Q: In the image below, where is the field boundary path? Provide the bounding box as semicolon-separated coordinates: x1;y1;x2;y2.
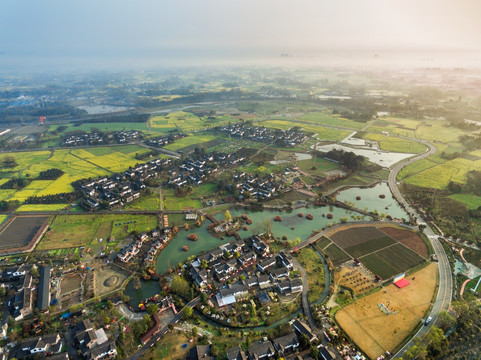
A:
388;140;453;359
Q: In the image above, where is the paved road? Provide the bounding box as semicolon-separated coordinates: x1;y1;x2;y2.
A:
125;297;199;360
388;141;453;359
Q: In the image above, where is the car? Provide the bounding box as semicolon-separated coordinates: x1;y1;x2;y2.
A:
424;316;432;326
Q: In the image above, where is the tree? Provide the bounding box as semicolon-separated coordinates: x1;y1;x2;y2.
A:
200;292;208;304
310;345;320;360
224;210;232;222
299;333;310;350
183;306;194;319
171;275;191;299
0;287;6;297
192;327;198;338
147;304;159;315
437;311;455;332
200;259;208;270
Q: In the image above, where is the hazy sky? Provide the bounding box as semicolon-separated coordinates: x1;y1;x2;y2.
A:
1;0;480;69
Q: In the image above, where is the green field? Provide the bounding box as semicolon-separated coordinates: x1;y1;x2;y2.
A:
38;214;158;250
449;193;481;210
295;246;326;302
149;111;231;133
297;157;340;177
164;134;218;151
323;243;351;265
405;157;481;189
262;119;350;141
56;122;149;133
359;243;425;279
299;112;368;130
343;236;396;258
125;194;160;211
379;137;427;154
0;215;7;225
15;204;69;212
0;145;150;203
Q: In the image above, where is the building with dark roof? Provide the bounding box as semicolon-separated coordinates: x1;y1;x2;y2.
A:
247;340;275;360
226;346;247;360
293;319;317;342
188;345;213;360
84;340;117;360
37;266;50;312
272;333;299;354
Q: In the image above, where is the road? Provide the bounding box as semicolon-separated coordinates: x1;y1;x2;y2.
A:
388;141;453;359
125;296;199;360
290;257;319;332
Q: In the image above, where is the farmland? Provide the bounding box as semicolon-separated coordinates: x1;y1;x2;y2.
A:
149;111;230;132
0;215;49;250
164;134;219;151
448;193;481;210
404;157;481;189
322;225;427;278
262;119;351;141
38;214;158;251
299;112;368;130
0;145;150;203
379;227;429;258
378;137;427;154
336;263;437;359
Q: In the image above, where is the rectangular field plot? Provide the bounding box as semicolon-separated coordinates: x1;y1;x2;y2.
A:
360;244;425;279
329;226;390;249
0;216;49;250
343;236;396;258
359;253;400;279
316;236;333;250
323;243;351;265
375;244;426;273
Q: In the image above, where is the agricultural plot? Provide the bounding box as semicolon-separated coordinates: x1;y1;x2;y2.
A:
0;146;150;203
374;244;426;273
449;193;481;210
149;111;219;132
0;216;49;250
361;133;386;142
415;120;468;146
379;227;429;258
0;215;7;225
336;263;437;359
329;226;390;249
343;236;396;258
15;204;69;212
323;243;351;266
38;214;158;250
378;137;427;154
164;134;219;151
263;119;351;141
299;112;367;130
297;157;340;176
316;236;333;250
405;157;481;189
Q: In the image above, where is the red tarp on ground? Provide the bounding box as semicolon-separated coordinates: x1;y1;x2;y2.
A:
394;278;410;288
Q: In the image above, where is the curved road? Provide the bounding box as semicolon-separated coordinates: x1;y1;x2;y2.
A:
388;141;453;359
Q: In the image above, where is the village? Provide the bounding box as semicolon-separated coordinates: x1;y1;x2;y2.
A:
217;124;308;147
62;130;143;147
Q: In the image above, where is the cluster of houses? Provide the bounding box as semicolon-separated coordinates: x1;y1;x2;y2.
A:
167;151;246;188
72;319;117;360
189;235;303;309
3;264;51;321
77;158;171;210
233;172;283;200
217;124;308;147
116;229;170;265
62;130;142;147
188;319;328;360
145;133;185;148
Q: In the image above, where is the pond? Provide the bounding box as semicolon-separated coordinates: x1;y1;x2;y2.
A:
311;143;414;167
155;204;369;274
124;279;161;308
336;182;409;221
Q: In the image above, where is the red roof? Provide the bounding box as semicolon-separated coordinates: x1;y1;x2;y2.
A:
394;278;410;288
